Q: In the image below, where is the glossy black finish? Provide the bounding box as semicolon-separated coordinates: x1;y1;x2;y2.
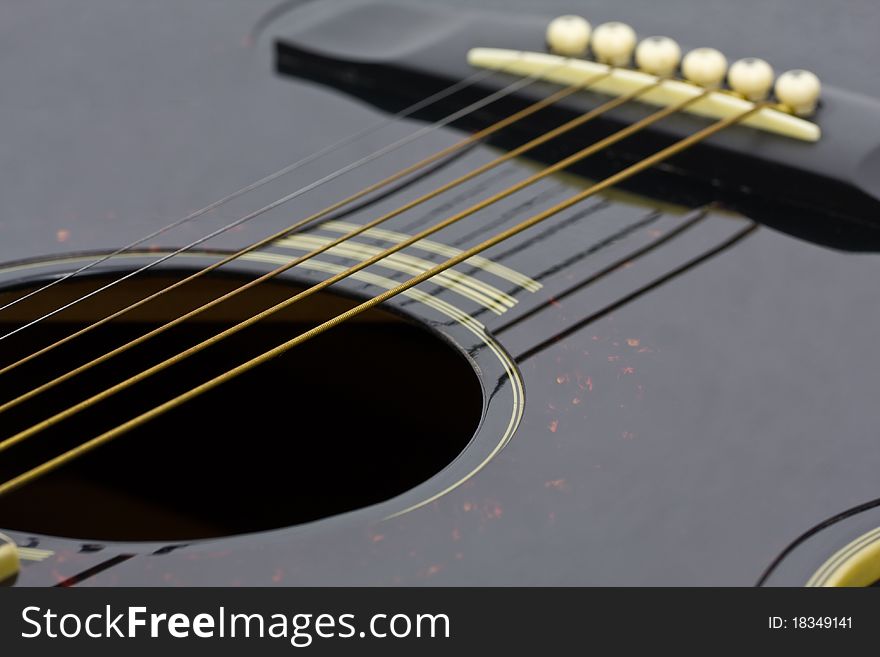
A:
1;0;880;586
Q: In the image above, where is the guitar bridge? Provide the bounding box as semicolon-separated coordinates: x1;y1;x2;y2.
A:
467;48;820;142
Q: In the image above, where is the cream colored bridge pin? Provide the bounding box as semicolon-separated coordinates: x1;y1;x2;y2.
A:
681;47;728;88
634;36;681;76
775;69;821;116
545;15;592;57
728;57;775;101
591;22;637;66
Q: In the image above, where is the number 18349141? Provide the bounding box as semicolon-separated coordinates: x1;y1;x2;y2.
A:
768;617;853;629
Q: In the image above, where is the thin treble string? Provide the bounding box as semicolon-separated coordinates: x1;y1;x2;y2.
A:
0;86;707;447
0;69;497;317
0;71;619;413
0;61;557;344
0;104;764;498
0;61;577;380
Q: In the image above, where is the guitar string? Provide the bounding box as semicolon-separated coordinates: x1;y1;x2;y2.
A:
0;104;763;498
0;61;556;344
0;70;630;414
0;82;686;442
0;66;581;382
0;85;698;447
0;69;497;317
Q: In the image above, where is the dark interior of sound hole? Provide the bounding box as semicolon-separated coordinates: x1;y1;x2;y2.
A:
0;271;483;541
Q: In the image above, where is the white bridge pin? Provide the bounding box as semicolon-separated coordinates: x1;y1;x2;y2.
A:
591;22;637;67
775;69;821;116
545;15;592;57
681;47;728;88
728;57;775;101
635;36;682;76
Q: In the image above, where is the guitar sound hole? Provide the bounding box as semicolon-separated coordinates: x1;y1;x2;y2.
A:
0;272;483;541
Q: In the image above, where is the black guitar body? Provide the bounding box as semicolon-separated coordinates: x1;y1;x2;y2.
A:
1;0;880;586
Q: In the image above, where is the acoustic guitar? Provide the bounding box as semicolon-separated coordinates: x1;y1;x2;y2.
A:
2;0;880;587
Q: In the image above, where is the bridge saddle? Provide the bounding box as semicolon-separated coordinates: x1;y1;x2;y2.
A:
468;15;821;142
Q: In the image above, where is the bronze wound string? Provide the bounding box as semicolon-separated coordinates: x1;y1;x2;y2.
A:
0;85;703;444
0;70;632;413
0;82;688;438
0;104;763;498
